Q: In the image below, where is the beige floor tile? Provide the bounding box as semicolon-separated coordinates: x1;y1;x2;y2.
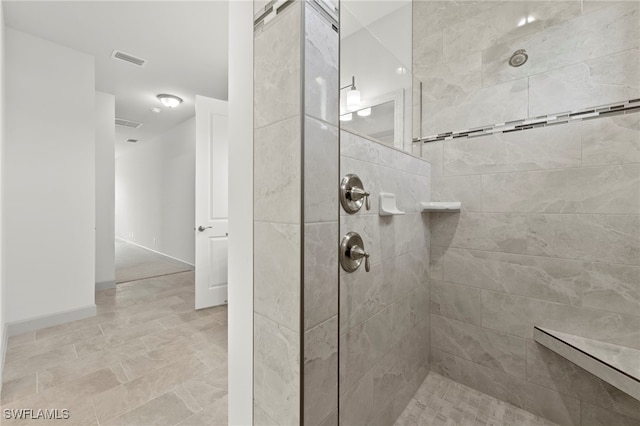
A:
178;394;228;426
92;355;208;423
1;387;98;426
37;340;148;392
181;367;227;408
98;306;176;335
34;312;119;342
3;345;77;382
74;320;164;358
120;339;200;380
5;326;102;365
0;373;36;405
2;244;227;426
7;332;35;349
103;391;196;426
193;344;228;371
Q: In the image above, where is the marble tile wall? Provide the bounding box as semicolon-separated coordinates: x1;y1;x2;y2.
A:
421;111;640;425
414;3;640;424
339;130;431;425
254;1;339;425
254;2;303;423
303;3;339;425
413;1;640;136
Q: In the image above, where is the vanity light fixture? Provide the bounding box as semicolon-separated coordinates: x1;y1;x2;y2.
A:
157;94;183;108
357;108;371;117
341;76;361;111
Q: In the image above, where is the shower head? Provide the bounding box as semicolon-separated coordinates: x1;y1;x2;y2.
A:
509;49;528;67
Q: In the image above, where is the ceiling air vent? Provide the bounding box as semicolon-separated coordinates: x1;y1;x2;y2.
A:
126;139;138;143
111;50;147;67
115;118;143;129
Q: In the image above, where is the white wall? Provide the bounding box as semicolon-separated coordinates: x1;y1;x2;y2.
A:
115;117;195;264
0;0;7;382
95;91;115;289
4;28;95;324
228;0;253;423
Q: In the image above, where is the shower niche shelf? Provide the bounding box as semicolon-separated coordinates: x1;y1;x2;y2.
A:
534;326;640;400
419;201;461;212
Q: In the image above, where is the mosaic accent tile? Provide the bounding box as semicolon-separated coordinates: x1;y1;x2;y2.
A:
419;99;640;144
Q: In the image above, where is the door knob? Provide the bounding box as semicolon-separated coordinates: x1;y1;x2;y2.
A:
340;174;370;213
197;225;212;232
340;232;370;272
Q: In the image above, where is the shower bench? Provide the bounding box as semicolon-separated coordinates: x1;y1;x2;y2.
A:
533;326;640;400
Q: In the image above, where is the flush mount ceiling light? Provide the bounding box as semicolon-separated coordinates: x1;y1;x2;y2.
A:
340;76;361;111
339;113;353;122
157;94;183;108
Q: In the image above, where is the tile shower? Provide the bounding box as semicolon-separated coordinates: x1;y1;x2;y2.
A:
252;0;640;425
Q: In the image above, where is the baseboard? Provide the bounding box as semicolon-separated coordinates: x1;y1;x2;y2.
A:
116;237;195;268
6;304;97;336
1;323;8;392
96;280;116;291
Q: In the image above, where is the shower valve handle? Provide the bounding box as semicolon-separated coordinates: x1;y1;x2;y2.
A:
349;187;371;210
340;232;371;273
350;245;370;272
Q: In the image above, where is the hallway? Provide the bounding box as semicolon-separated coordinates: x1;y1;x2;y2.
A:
0;246;228;425
115;240;193;284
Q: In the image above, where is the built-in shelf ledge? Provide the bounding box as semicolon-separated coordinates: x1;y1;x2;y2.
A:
418;201;461;212
534;326;640;400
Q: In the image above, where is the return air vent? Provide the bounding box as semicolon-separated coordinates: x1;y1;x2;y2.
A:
126;139;138;143
115;118;143;129
111;50;147;66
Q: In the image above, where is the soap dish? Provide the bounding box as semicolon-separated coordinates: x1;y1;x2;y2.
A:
379;193;405;216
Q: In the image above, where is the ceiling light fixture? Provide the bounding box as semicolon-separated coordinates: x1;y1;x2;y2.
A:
340;76;361;111
157;94;183;108
339;113;353;122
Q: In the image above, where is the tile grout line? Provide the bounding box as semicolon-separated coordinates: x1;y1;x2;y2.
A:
90;398;101;426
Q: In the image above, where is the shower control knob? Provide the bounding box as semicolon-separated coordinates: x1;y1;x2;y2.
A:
340;174;371;213
350;245;371;272
340;232;371;273
350;187;371;211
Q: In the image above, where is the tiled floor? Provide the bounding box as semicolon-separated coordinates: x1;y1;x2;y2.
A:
115;240;192;284
1;248;227;425
395;372;558;426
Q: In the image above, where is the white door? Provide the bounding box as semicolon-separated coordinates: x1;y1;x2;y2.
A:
195;95;228;309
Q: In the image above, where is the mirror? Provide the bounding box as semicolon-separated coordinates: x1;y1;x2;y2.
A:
340;0;412;151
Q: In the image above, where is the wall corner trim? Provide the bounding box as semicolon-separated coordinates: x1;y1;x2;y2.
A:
6;304;97;336
95;280;116;291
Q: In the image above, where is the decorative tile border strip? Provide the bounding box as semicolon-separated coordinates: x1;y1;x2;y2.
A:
254;0;295;30
254;0;337;30
415;98;640;144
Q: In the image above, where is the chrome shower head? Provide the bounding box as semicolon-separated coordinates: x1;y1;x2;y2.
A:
509;49;528;67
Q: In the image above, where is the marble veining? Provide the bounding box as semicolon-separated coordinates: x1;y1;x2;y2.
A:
339;131;430;425
531;331;640;414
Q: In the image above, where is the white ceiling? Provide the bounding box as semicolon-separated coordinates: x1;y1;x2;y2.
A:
4;0;229;157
